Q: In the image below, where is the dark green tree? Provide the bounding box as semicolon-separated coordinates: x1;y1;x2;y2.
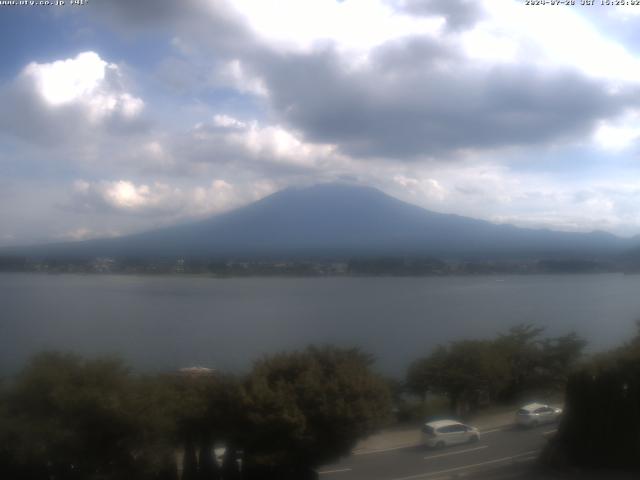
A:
405;346;448;402
198;439;220;480
494;324;545;400
408;325;587;413
221;446;241;480
538;332;587;390
183;438;199;480
240;346;392;479
543;346;640;471
1;352;146;479
437;340;510;414
161;371;242;480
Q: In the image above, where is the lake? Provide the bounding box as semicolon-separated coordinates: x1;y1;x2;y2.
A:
1;273;638;377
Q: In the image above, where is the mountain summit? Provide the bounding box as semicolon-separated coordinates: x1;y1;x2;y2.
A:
3;184;631;259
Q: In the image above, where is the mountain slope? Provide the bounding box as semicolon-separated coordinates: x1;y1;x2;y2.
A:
3;184;633;259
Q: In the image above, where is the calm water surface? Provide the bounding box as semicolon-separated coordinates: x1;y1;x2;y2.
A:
1;273;639;376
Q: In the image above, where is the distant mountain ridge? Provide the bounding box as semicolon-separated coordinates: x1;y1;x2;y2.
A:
2;184;635;260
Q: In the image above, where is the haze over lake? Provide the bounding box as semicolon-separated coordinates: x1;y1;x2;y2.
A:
2;273;638;377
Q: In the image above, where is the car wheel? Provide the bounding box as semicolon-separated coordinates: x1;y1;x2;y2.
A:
435;441;445;449
531;420;539;428
468;434;479;444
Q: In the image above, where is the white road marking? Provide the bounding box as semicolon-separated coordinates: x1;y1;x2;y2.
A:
482;426;511;434
352;426;512;456
318;468;352;475
514;454;539;463
424;445;488;460
352;442;421;456
390;450;539;480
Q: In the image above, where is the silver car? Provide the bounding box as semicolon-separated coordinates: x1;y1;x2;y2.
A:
422;420;480;448
516;403;562;427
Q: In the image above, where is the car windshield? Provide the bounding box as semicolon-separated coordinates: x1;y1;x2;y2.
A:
421;425;435;435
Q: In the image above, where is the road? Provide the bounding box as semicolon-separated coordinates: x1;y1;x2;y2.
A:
318;425;558;480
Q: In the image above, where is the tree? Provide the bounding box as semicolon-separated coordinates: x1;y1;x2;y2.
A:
538;332;587;390
1;352;146;479
0;346;391;480
240;346;392;479
430;341;510;414
494;324;545;400
406;325;585;414
543;344;640;471
154;370;242;480
405;349;444;402
221;446;241;480
494;325;586;400
182;439;198;480
198;437;220;480
406;341;510;415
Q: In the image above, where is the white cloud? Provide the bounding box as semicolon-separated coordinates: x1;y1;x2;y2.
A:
593;111;640;151
608;4;640;20
69;177;272;220
197;0;640;88
23;51;144;121
7;0;640;245
594;124;640;151
212;114;247;129
25;52;107;105
380;157;640;236
190;115;346;170
393;175;448;202
215;59;269;96
0;51;146;147
467;0;640;83
72;179;183;214
104;181;163;210
125;141;178;173
190;178;265;215
461;27;519;63
56;227;121;242
229;0;443;54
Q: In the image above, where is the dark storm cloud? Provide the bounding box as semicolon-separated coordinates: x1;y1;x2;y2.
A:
254;38;635;159
389;0;485;30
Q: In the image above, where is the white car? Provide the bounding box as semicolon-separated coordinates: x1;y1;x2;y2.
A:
421;420;480;448
515;403;562;427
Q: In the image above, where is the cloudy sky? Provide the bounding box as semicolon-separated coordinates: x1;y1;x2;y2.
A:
2;0;640;245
